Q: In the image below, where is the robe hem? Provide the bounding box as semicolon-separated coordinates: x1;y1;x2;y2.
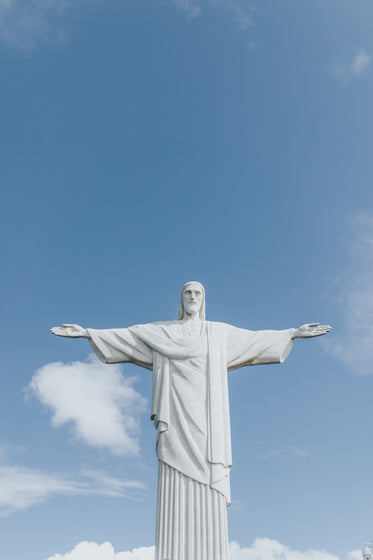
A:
158;459;230;504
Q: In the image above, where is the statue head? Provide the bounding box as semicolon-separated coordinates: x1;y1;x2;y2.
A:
177;281;206;321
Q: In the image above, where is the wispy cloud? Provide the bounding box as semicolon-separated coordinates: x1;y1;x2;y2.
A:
172;0;201;19
80;469;145;496
26;355;147;455
254;443;309;460
333;47;371;83
171;0;255;30
229;1;254;30
0;0;94;51
258;446;309;460
0;441;25;462
43;538;349;560
324;210;373;375
352;49;371;75
0;0;254;51
0;464;145;516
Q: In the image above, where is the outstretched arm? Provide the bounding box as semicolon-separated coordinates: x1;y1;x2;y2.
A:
292;323;332;339
50;324;89;338
226;321;332;371
50;323;153;369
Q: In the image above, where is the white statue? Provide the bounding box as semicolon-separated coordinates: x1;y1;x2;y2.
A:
51;281;331;560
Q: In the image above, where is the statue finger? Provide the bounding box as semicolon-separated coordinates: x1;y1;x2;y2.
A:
50;327;66;336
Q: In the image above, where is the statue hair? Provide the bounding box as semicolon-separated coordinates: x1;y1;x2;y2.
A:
177;281;206;321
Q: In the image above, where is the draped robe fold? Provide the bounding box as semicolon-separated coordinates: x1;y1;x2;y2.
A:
87;321;295;560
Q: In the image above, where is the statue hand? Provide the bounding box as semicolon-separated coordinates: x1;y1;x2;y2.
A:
294;323;332;339
50;324;88;338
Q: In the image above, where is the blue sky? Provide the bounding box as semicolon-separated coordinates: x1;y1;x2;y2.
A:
1;1;373;559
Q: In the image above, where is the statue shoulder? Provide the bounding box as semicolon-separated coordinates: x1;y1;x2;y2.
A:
205;321;238;336
131;320;181;337
206;320;234;329
152;320;180;326
133;320;179;328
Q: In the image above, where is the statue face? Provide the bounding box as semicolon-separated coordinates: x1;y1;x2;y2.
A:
182;284;203;317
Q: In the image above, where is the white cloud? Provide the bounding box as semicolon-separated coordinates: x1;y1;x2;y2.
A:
229;539;341;560
324;210;373;375
27;355;147;455
349;550;364;560
49;542;155;560
333;48;371;83
45;542;155;560
44;538;351;560
0;464;81;516
0;464;145;516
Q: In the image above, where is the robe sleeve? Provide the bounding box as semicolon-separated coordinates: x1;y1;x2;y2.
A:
226;324;296;371
87;327;153;370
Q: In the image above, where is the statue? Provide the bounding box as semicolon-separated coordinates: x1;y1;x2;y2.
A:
51;281;331;560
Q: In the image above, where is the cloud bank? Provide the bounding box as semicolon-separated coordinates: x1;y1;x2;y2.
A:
325;210;373;375
44;538;346;560
27;355;147;455
229;539;340;560
0;465;145;516
46;542;155;560
349;550;364;560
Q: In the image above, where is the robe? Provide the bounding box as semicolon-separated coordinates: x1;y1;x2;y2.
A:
88;321;295;560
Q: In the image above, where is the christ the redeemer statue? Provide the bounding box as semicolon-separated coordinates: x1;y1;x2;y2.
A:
51;281;331;560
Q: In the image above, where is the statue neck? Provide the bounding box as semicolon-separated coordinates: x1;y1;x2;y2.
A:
182;313;201;323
